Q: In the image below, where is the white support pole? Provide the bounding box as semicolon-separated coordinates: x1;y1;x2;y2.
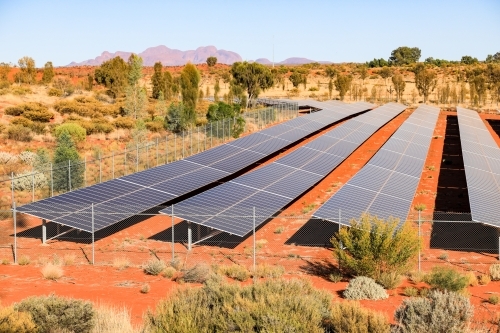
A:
31;169;34;202
136;144;139;172
418;210;421;271
156;137;159;166
10;172;14;207
50;164;53;197
42;219;47;244
190;129;193;156
13;201;17;264
124;147;127;176
112;151;115;179
166;135;169;164
182;132;185;158
84;156;87;187
146;144;149;169
253;207;256;281
172;205;175;259
99;153;102;183
187;221;192;251
91;203;95;265
68;160;71;191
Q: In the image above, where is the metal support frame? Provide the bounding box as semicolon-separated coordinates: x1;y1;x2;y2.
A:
171;205;175;259
187;221;192;250
192;230;222;246
12;202;17;264
42;219;47;244
46;227;76;242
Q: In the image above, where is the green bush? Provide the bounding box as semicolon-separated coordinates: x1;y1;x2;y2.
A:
29;122;47;135
180;263;211;283
53;97;118;117
393;290;473;333
404;287;419;297
144;277;333;332
94;121;114;134
5;106;24;116
5;103;52;122
7;125;32;142
0;306;37;333
11;117;33;127
14;295;95;333
54;123;87;144
23;109;53;122
332;214;420;280
377;272;402;290
145;121;163;132
328;301;390;333
343;276;388;300
424;267;469;292
114;117;135;129
488;295;499;305
218;264;250;281
47;88;63;97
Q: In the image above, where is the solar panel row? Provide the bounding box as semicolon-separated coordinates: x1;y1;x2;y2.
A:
313;104;439;226
457;107;500;228
161;103;406;237
18;101;374;233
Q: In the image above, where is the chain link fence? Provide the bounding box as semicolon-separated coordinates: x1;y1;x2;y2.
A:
0;101;298;215
1;206;498;276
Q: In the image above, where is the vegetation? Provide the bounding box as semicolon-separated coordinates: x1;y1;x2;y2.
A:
164;101;189;133
424;267;469;292
54;123;87;144
343;276;388;300
180;62;200;118
393;290;473;333
41;263;64;280
334;74;353;101
217;264;250;281
0;305;37;333
331;214;420;280
414;64;437;103
328;301;390;333
94;56;129;98
206;56;217;67
490;263;500;280
230;61;274;107
389;46;421;66
14;295;95;333
16;56;36;84
142;259;166;276
392;74;406;102
52;132;84;191
41;61;54;84
124;54;147;119
180;263;211;283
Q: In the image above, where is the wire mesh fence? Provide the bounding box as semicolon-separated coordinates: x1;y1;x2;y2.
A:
1;206;498;276
0;101;299;216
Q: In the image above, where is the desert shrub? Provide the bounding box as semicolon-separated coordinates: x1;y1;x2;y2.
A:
48;88;63;97
161;267;176;279
13;171;48;191
23;109;53;122
54;98;118;117
329;272;343;283
343;276;388;300
93;120;114;134
63;254;75;265
114;117;135;129
489;263;500;281
465;271;478;286
112;257;130;270
91;304;140;333
145;278;333;332
488;295;499;305
377;271;402;290
393;290;473;333
5;103;52;122
143;259;166;276
332;214;420;280
274;226;285;234
0;80;10;89
54;123;86;144
10;86;32;95
14;295;95;333
0;306;37;333
140;284;150;294
11;117;33;127
18;255;30;265
253;263;285;278
407;271;425;284
73;120;96;135
145;121;163;132
18;151;37;165
424;267;469;292
404;287;419;297
477;274;490;285
7;125;32;142
29;122;48;134
5;106;24;116
328;301;390;333
41;263;63;280
181;263;211;283
218;264;250;281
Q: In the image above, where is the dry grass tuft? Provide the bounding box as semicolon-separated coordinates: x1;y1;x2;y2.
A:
41;263;64;280
140;284;150;294
91;304;143;333
18;255;30;266
63;254;76;266
113;257;131;271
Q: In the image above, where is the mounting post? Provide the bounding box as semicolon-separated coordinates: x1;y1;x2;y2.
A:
31;169;34;202
171;205;175;259
13;201;17;264
99;153;102;183
136;144;139;172
68;160;71;191
42;219;47;244
92;203;95;265
187;221;192;251
253;207;256;280
50;164;53;197
418;210;421;272
112;151;115;179
10;172;14;208
83;157;86;187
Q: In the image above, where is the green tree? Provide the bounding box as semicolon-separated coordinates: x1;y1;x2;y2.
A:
94;56;128;98
332;214;420;280
214;79;221;102
124;54;147;119
389;47;421;66
52;132;83;191
151;62;165;99
54;123;87;144
470;74;486;105
41;61;54;84
0;62;10;82
461;55;479;65
17;56;36;84
164;102;189;133
206;56;217;67
230;61;274;107
164;71;173;100
367;58;389;68
86;74;93;91
359;65;368;85
392;74;406;102
414;64;437;103
34;148;50;171
155;91;168;116
334;74;353;101
289;71;304;88
206;101;245;138
180;63;200;122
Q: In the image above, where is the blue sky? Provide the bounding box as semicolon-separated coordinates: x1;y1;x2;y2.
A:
0;0;498;66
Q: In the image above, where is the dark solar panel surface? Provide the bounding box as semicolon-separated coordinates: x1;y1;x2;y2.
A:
313;104;439;226
161;103;406;237
18;101;374;233
457;107;500;227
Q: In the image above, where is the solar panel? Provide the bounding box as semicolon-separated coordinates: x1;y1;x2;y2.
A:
313;104;439;226
18;101;374;233
161;103;406;237
457;107;500;228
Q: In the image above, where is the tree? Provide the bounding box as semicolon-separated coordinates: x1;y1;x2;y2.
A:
18;56;36;84
164;71;173;100
359;66;368;85
214;79;221;102
86;74;93;91
41;61;54;84
52;132;83;192
94;56;128;98
324;66;337;79
289;71;304;88
0;62;10;82
460;55;478;65
180;62;200;123
206;56;217;67
155;91;168;117
151;62;164;99
392;74;406;102
414;64;437;103
54;123;86;144
328;79;334;99
367;58;389;68
334;74;353;101
221;71;231;88
331;214;420;280
124;54;147;119
389;47;421;66
230;61;274;107
164;102;189;133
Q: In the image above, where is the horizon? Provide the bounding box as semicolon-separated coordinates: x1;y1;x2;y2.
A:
0;0;499;66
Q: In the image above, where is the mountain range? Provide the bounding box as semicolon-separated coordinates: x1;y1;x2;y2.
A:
67;45;330;67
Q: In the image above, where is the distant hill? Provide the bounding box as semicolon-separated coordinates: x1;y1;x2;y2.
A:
254;57;332;65
67;45;243;67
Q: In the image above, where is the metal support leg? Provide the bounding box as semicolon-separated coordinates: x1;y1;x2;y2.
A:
187;222;192;251
42;219;47;244
57;223;60;235
197;224;201;240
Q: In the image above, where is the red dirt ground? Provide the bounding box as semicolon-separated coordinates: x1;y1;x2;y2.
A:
1;107;500;328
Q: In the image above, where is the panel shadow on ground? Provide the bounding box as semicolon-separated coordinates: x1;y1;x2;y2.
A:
285;218;338;247
430;222;499;254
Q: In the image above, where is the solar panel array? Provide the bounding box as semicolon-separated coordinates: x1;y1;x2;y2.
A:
313;104;439;226
161;103;406;237
457;107;500;228
17;101;374;233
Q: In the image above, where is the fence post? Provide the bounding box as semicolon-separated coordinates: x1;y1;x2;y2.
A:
91;203;95;265
190;129;193;156
165;135;168;164
174;134;177;161
31;168;35;202
68;160;71;191
136;144;139;172
50;164;53;197
10;172;14;206
156;137;159;166
171;205;175;260
418;210;421;272
13;201;17;264
182;132;185;158
253;207;256;282
112;152;115;179
124;147;127;176
146;144;149;169
84;156;87;187
99;153;102;183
